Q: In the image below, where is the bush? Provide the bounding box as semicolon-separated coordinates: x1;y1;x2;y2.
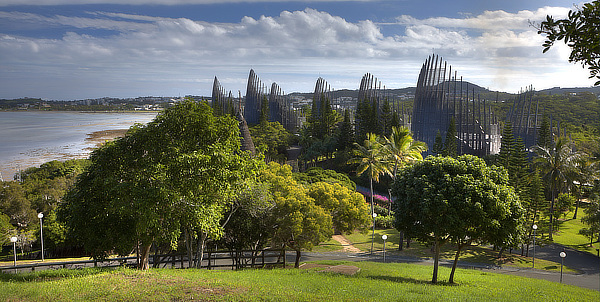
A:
374;215;394;229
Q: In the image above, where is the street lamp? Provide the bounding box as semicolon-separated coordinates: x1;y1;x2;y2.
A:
559;251;566;283
382;235;388;263
371;213;377;254
38;213;44;261
10;236;17;270
532;224;538;268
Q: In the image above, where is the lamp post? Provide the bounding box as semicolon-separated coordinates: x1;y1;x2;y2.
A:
559;251;566;283
382;235;388;263
371;212;377;254
532;224;537;268
10;236;17;272
38;212;44;261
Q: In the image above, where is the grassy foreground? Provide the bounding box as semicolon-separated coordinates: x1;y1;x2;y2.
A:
1;261;597;301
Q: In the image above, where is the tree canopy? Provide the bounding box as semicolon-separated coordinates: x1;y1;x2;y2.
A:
58;99;260;269
392;155;525;283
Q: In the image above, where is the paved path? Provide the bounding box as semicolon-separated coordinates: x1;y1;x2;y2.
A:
331;235;362;253
301;243;600;291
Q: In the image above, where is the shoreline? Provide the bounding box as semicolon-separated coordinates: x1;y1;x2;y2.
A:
0;129;129;181
85;129;129;149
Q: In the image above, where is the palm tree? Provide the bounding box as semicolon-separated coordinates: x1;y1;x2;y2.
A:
383;126;428;178
533;137;582;240
382;126;427;250
348;133;390;253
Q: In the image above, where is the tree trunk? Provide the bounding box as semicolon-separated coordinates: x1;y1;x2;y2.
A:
294;249;301;268
185;228;193;268
195;232;208;268
139;243;152;270
449;244;464;284
497;246;505;259
398;231;404;251
370;176;374;254
573;185;582;219
549;189;555;240
432;239;440;284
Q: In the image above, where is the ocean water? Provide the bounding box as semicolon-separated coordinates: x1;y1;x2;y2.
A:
0;111;157;181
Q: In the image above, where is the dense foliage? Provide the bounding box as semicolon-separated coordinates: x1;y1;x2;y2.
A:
392;155;525;283
58;99;262;269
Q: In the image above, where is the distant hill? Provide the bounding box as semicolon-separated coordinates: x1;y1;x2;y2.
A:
538;86;600;95
288;81;491;100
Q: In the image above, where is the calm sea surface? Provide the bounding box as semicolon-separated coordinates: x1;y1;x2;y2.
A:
0;111;157;181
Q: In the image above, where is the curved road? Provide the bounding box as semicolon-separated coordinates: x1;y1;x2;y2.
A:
301;243;600;291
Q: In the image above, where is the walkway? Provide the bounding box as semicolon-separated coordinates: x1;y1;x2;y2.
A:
331;235;361;253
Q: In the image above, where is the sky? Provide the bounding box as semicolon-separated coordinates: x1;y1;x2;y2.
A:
0;0;595;100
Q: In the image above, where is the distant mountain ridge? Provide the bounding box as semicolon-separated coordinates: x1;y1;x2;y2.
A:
288;81;599;99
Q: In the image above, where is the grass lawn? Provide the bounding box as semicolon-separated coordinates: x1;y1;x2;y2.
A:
553;210;600;256
339;229;578;273
311;237;344;252
1;261;597;301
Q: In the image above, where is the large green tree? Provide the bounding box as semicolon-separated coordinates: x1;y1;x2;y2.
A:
249;121;293;161
307;182;370;234
391;155;524;284
538;1;600;85
59;100;259;269
259;162;333;268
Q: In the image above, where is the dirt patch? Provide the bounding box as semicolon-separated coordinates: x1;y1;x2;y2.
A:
331;235;361;253
85;129;128;148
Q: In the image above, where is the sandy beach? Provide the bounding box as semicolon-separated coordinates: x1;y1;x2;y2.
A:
85;129;129;149
0;128;130;181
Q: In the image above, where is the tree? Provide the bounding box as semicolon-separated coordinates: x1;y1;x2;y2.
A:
443;117;458;157
538;1;600;85
533;137;582;240
336;109;355;151
249;121;292;161
537;113;553;149
382;126;427;178
555;193;576;221
381;126;427;250
579;190;599;246
391;155;524;284
219;180;274;253
0;213;15;246
432;130;444;155
293;167;356;191
59;99;259;270
0;181;36;229
307;182;370;234
381;99;393;137
259;162;333;268
348;133;390;253
525;171;547;240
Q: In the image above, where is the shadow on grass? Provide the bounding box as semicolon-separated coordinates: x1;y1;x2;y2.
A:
366;275;459;286
0;267;111;283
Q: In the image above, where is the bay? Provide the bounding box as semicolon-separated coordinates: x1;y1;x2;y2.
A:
0;111;157;181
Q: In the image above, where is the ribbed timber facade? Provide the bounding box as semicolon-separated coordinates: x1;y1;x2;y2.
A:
412;55;500;156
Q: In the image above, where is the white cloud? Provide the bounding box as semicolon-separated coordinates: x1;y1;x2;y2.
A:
0;6;596;99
